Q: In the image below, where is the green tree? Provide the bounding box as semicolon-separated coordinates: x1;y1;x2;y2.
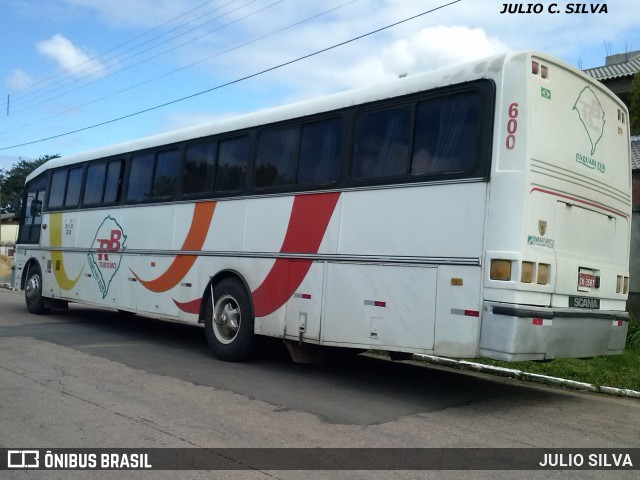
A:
0;154;59;213
631;72;640;136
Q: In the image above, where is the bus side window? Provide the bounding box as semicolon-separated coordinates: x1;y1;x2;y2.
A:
48;170;67;209
64;167;83;207
127;154;154;201
215;137;248;192
352;106;411;180
84;163;107;204
255;128;298;188
183;143;216;195
152;150;180;197
297;119;342;185
103;160;123;203
412;94;481;175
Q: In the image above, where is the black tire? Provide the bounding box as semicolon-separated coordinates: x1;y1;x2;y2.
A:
24;264;47;314
204;278;257;361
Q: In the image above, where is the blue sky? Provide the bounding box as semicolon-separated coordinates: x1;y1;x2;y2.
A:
1;0;639;172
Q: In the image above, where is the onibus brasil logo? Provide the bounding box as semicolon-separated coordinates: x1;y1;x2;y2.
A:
572;86;606;173
87;216;127;299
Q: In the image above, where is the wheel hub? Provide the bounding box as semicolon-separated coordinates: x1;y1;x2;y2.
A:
25;276;39;300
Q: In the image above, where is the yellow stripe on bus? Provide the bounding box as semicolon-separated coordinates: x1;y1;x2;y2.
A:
50;213;83;291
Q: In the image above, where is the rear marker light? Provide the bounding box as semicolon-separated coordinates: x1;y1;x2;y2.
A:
521;261;535;283
490;260;511;281
541;66;548;79
532;61;539;75
537;264;550;285
532;318;543;325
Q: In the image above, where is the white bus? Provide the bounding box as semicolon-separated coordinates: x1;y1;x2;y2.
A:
13;50;631;362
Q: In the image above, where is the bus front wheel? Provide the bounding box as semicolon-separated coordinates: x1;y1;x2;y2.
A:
204;278;257;361
25;264;47;314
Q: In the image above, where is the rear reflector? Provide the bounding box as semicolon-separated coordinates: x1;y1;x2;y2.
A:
365;300;386;308
451;309;480;317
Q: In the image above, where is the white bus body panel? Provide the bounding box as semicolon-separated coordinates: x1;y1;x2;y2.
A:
14;50;631;362
481;52;631;360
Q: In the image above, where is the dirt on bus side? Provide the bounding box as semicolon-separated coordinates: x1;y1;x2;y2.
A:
0;255;12;278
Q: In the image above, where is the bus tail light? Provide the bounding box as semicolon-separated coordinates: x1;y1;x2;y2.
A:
490;260;511;281
617;276;622;293
521;262;534;283
537;264;550;285
623;276;629;294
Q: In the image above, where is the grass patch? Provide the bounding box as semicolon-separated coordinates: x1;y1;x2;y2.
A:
477;316;640;391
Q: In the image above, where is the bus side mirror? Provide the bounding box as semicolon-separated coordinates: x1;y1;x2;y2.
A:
30;199;42;218
12;197;22;221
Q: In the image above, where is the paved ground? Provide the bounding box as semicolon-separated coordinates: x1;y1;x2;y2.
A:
0;289;638;480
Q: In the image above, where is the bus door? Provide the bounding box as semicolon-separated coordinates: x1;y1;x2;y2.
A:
19;175;47;245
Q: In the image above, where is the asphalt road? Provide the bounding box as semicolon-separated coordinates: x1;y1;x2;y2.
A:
0;288;638;480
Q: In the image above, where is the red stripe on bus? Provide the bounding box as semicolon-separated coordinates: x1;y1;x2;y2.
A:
173;298;201;315
530;187;628;219
251;192;340;318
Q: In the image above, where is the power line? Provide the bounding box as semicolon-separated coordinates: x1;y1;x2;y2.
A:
0;0;462;152
8;0;266;111
1;0;360;134
7;0;223;102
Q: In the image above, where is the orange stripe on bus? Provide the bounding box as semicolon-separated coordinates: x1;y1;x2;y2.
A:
131;201;216;293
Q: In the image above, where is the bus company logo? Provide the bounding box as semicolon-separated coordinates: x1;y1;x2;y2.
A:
573;86;605;156
573;86;607;174
87;216;127;299
538;220;547;236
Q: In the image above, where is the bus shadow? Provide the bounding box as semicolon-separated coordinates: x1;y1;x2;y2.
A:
30;304;574;426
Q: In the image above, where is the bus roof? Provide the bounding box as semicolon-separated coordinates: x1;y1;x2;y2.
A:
25;50;608;183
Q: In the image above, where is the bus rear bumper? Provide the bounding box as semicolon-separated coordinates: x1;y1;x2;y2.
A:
479;302;629;361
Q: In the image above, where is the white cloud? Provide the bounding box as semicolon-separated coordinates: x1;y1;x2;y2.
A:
5;69;34;91
337;26;509;88
36;34;107;78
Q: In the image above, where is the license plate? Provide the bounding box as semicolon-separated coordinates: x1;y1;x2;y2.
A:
569;296;600;309
578;272;596;288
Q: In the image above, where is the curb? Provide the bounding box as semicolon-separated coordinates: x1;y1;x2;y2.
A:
414;354;640;399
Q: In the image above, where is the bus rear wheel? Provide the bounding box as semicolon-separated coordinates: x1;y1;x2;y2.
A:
25;264;47;314
204;278;257;361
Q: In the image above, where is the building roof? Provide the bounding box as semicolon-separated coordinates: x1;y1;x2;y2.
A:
584;58;640;81
632;136;640;171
